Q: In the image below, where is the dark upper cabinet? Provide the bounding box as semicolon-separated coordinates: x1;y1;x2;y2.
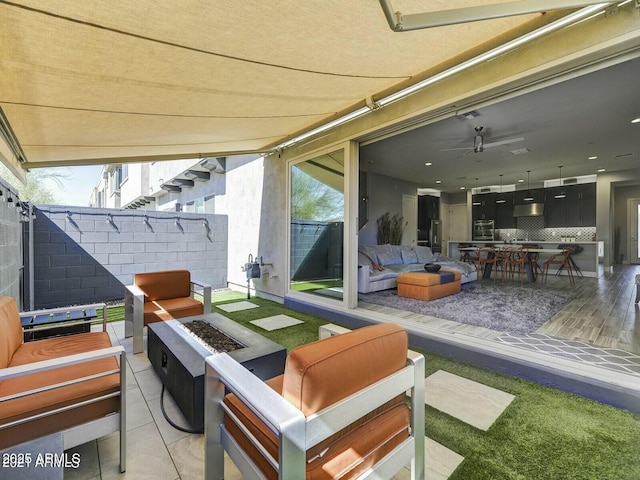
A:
514;188;544;204
472;193;496;222
418;195;439;229
495;192;516;229
544;183;596;227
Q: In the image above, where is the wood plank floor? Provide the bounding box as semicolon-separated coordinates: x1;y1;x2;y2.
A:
358;264;640;355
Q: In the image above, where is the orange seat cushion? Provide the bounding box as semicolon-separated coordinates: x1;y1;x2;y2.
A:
143;297;204;325
223;323;411;480
0;331;120;449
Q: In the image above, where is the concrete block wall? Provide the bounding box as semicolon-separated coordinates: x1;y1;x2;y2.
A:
31;206;228;309
0;180;22;303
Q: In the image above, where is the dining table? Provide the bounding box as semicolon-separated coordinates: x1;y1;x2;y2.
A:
459;246;564;282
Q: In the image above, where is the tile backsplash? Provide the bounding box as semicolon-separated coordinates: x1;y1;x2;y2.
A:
496;216;596;242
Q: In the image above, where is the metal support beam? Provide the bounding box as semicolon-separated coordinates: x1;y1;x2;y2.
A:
379;0;613;30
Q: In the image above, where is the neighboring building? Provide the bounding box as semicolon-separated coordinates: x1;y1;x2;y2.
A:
89;156;242;214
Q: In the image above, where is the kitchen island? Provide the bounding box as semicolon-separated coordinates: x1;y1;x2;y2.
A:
447;241;599;278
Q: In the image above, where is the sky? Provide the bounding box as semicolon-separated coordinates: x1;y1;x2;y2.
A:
42;165;103;206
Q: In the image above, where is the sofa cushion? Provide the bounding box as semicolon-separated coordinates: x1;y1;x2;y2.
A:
135;270;192;301
414;246;434;263
282;323;408;416
400;246;419;264
0;297;23;369
374;245;404;266
143;297;204;325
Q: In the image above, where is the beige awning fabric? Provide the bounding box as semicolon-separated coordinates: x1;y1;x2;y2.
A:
0;1;552;169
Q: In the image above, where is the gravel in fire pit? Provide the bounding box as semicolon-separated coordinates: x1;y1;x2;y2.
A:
183;320;244;353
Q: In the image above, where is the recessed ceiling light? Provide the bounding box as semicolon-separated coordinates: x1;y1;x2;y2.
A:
518;179;524;183
588;156;598;160
425;162;432;166
460;186;466;190
597;168;606;172
435;180;442;184
632;117;640;124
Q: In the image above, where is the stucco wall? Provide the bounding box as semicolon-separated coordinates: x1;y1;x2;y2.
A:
216;154;287;301
30;205;227;308
0;179;22;304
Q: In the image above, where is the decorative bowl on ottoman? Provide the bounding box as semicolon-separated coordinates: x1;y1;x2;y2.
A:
424;263;441;273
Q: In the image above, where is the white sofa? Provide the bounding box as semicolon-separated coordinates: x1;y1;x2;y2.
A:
358;244;477;293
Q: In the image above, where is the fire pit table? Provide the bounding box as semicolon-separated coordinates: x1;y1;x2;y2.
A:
148;313;286;431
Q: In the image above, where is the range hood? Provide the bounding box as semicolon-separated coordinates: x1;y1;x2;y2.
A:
513;203;544;217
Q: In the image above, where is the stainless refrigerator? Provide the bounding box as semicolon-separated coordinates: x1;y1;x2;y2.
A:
429;219;442;253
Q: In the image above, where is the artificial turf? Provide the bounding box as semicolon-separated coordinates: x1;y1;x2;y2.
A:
107;292;640;479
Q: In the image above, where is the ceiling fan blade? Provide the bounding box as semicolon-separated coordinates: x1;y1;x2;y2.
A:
440;146;473;151
484;137;525;148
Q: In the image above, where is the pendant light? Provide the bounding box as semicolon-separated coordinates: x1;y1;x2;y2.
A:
472;177;481;205
495;174;506;204
523;170;534;202
554;165;567;199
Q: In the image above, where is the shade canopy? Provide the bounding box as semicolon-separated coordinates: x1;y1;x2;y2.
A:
2;1;598;176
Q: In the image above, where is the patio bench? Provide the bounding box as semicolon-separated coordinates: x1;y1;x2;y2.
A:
0;297;126;472
124;269;212;354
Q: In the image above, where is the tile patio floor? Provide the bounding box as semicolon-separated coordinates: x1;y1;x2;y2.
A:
50;312;514;480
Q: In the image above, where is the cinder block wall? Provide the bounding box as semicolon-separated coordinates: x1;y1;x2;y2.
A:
0;180;22;304
31;206;228;308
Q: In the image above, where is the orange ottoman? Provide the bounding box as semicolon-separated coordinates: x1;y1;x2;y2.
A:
397;271;461;301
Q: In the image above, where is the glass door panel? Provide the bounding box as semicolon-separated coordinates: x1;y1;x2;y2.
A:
289;150;345;300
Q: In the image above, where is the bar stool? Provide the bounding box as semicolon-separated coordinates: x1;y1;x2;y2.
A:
541;247;575;287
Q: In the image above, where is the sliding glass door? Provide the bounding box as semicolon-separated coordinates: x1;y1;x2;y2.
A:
289;149;345;301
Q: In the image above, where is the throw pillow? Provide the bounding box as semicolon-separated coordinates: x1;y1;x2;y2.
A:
400;246;419;264
414;245;434;263
376;244;404;266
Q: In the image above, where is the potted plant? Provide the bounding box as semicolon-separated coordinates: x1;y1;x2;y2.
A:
377;212;405;245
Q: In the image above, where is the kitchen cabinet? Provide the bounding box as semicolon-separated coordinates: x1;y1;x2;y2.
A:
495;192;516;229
472;193;496;222
544;183;596;227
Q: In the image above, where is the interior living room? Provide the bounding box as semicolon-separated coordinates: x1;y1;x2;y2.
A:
2;2;640;479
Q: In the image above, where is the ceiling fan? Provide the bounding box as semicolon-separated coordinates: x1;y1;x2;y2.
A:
441;126;524;153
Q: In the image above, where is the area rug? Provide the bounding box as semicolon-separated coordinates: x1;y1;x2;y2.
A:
358;282;577;334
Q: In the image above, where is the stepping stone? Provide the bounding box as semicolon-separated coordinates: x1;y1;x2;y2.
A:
250;314;303;331
393;437;464;480
426;437;464;480
217;301;260;313
424;370;515;431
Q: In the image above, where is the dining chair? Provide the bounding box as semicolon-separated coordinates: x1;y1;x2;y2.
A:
541;247;575;286
478;247;500;281
459;244;480;270
502;247;526;284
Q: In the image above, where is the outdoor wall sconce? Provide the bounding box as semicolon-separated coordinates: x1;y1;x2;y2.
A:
106;213;120;233
175;218;184;233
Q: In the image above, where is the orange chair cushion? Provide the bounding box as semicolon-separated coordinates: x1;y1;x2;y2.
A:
0;331;120;449
0;297;24;369
143;297;204;325
223;323;411;479
134;270;192;301
282;323;408;416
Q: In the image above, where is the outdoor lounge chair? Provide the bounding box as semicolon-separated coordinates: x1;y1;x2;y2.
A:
124;269;212;353
204;322;425;480
0;297;126;473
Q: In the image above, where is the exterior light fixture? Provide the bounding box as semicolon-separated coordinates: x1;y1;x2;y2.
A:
554;166;567;199
495;174;506;204
523;170;534;202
